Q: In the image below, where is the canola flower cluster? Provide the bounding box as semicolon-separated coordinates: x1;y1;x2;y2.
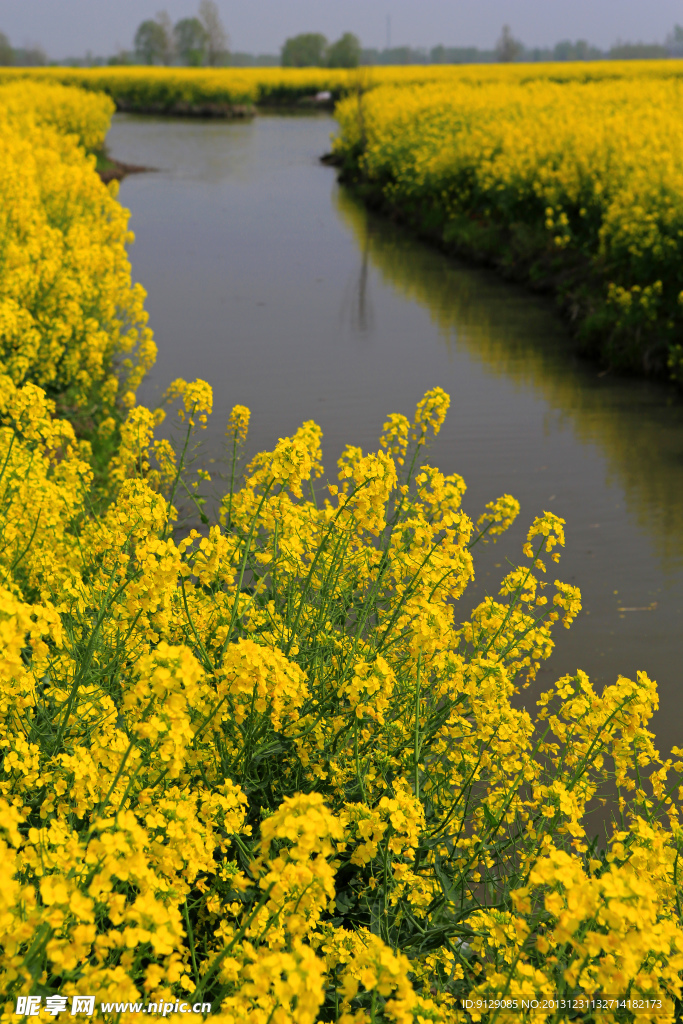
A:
2;79;683;1024
333;63;683;382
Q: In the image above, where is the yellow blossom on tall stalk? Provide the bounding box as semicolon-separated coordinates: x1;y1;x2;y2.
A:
227;404;251;445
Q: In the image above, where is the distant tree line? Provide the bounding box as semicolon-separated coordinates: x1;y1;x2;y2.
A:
0;31;47;66
470;25;673;63
280;33;362;68
274;25;681;69
129;1;229;67
3;16;683;70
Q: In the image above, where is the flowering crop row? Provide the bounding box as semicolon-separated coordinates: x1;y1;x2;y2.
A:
0;66;354;112
0;80;155;436
333;66;683;382
3;58;683;113
2;80;683;1024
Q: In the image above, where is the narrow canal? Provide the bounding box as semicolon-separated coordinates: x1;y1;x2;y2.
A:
107;111;683;751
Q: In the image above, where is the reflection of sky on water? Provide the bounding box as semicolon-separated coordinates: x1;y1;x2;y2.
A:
109;111;683;752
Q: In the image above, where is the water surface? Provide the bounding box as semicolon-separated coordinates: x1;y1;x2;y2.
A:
107;112;683;750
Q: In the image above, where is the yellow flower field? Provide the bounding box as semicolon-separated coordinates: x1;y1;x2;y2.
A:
2;78;683;1023
6;60;683;377
4;57;683;110
333;64;683;382
0;80;154;427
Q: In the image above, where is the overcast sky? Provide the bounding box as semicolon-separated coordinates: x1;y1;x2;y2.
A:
1;0;681;59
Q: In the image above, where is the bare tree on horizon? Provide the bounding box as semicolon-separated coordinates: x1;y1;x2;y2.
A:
155;10;175;65
496;24;523;62
199;0;229;66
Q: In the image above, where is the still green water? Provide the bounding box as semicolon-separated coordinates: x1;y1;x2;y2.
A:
107;112;683;750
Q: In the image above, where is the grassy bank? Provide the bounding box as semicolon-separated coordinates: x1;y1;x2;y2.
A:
333;68;683;384
3;79;683;1022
